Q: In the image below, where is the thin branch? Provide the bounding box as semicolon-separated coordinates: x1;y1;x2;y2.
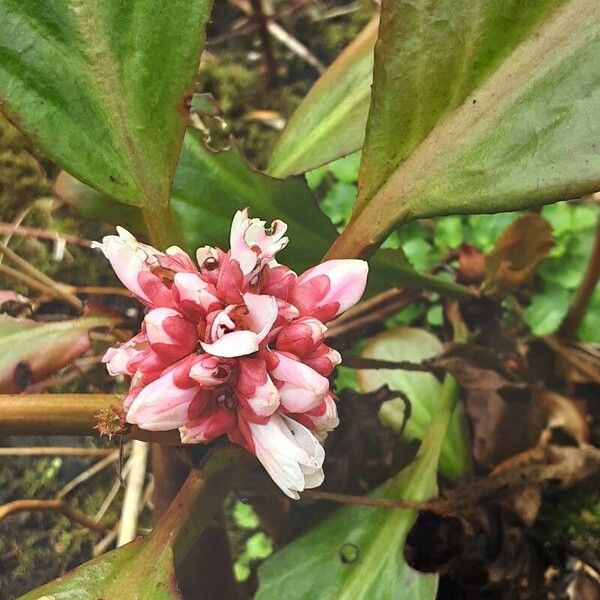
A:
0;242;83;311
117;440;149;546
249;0;278;85
301;490;447;512
0;499;108;533
0;261;57;298
341;354;442;374
0;446;114;458
228;0;325;73
94;525;119;556
94;456;133;522
560;217;600;338
544;336;600;385
56;449;124;499
266;20;326;74
69;285;131;297
0;222;93;248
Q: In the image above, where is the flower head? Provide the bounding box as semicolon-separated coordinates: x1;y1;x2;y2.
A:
94;209;368;498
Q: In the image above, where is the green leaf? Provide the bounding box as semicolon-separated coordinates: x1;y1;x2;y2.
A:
233;500;260;530
267;18;378;178
523;287;571;336
171;132;337;274
321;182;357;231
54;170;146;234
57;131;473;299
0;0;213;208
357;327;470;479
336;0;600;256
256;376;461;600
0;315;115;393
18;541;180;600
577;288;600;342
246;533;274;561
328;152;361;185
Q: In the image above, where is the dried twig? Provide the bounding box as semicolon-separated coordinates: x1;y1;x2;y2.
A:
301;490;445;512
69;285;131;297
94;455;134;522
249;0;278;84
326;289;419;346
56;449;123;499
544;336;600;385
304;446;600;526
266;20;326;73
0;242;83;311
0;499;108;533
0;446;113;458
0;222;93;248
0;261;57;299
228;0;325;73
341;355;442;374
94;525;120;556
117;440;149;546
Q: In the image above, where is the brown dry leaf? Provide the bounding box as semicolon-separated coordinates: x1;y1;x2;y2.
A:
456;243;485;285
465;389;545;467
536;389;590;446
483;213;554;298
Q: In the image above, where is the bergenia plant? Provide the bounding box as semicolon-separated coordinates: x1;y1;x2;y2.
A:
1;0;599;597
93;209;368;498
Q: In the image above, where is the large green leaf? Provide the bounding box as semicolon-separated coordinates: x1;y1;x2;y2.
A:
18;540;180;600
333;0;600;256
0;315;115;393
56;131;473;299
171;132;337;274
267;17;378;178
0;0;212;208
357;327;470;479
256;375;460;600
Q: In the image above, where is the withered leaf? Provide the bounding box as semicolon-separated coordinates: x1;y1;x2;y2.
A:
483;213;554;298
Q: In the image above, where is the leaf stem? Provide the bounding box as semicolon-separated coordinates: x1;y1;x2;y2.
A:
145;444;252;568
560;216;600;338
141;206;185;251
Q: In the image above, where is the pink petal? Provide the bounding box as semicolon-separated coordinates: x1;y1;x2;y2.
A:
144;307;196;361
247;413;324;499
243;293;278;342
236;357;280;417
102;332;147;376
216;256;245;304
91;227;151;302
126;357;199;431
303;343;342;377
290;259;368;322
275;317;326;356
268;351;329;412
258;264;297;300
173;272;221;316
180;404;237;443
201;330;259;358
229;209;289;276
305;393;339;441
189;354;233;387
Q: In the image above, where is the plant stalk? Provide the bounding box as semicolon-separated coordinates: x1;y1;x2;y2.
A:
560;216;600;338
0;394;179;442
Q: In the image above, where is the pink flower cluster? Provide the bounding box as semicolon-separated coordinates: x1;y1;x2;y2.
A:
93;209;368;498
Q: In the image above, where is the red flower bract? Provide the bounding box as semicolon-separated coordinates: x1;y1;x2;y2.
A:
93;209;368;498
